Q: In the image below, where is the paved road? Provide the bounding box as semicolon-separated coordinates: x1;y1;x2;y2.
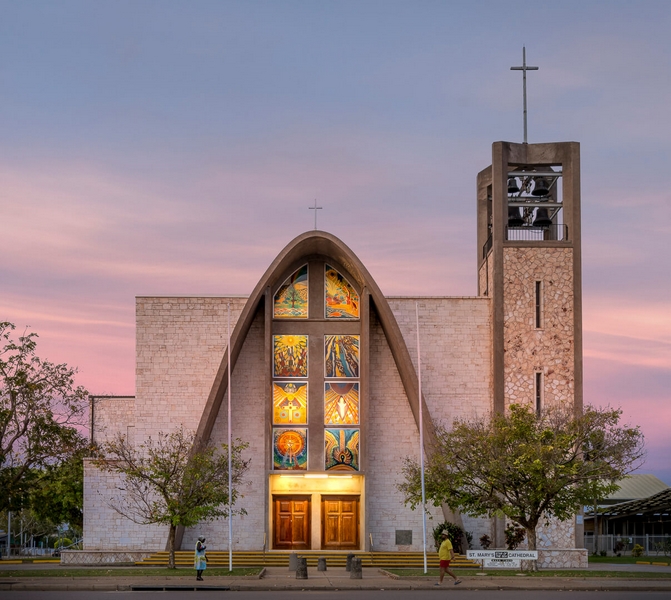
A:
3;591;671;599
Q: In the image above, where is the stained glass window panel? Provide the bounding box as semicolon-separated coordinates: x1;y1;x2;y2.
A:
273;382;308;425
325;265;359;319
274;265;308;319
324;335;359;378
274;335;308;378
273;428;308;470
324;382;359;425
325;428;359;471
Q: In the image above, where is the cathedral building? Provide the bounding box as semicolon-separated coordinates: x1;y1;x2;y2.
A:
84;140;587;568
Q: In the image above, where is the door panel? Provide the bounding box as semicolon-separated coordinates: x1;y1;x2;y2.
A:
273;496;311;549
321;495;359;550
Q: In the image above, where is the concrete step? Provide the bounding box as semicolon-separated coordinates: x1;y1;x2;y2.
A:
135;550;480;568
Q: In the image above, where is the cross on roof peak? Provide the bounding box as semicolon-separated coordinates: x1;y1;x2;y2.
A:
308;199;322;230
510;46;539;144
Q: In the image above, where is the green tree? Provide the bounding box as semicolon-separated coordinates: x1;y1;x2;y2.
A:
399;404;644;566
0;322;88;512
95;427;250;569
29;448;87;533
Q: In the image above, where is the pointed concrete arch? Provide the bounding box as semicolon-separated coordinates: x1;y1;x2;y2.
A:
194;230;437;450
173;230;452;550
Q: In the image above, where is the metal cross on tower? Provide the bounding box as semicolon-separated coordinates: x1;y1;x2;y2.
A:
510;46;538;144
309;199;322;230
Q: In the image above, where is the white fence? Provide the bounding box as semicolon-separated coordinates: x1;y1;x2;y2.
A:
585;534;671;556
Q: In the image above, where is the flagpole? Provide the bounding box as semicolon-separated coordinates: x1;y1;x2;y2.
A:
416;302;428;574
228;302;233;571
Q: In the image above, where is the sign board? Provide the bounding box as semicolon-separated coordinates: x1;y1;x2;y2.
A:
484;558;520;569
467;550;538;560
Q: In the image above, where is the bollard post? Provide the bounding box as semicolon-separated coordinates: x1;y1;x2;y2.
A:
296;557;308;579
288;552;298;571
350;556;362;579
318;556;327;571
346;553;355;571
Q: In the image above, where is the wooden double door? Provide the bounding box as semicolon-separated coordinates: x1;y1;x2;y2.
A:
273;495;359;550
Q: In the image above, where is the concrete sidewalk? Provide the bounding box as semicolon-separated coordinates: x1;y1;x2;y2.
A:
2;565;671;592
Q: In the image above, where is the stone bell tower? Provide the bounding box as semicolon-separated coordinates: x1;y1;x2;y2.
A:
476;142;584;549
477;142;583;547
477;141;582;415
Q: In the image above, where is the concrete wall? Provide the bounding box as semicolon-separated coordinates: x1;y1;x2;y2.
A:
183;309;267;551
366;297;492;551
83;459;168;550
134;296;247;444
86;294;494;552
91;396;135;445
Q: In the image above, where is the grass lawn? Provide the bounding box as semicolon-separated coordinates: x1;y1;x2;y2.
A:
0;567;262;578
386;568;671;579
589;555;671;565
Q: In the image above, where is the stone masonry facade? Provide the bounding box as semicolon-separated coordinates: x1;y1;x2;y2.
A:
367;299;492;550
503;247;575;411
86;294;495;552
84;257;582;565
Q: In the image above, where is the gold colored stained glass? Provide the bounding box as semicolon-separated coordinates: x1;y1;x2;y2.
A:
273;382;308;424
325;265;359;319
324;382;359;425
274;335;308;378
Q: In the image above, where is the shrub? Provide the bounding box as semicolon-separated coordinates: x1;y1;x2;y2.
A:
54;538;73;549
632;544;644;557
432;522;473;554
504;523;526;550
479;534;492;550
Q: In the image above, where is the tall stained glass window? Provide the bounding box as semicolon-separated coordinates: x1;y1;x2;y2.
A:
324;335;359;378
325;264;359;319
274;335;308;378
274;265;308;319
271;263;362;472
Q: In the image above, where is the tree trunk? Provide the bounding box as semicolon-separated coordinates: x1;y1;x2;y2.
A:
525;526;538;572
167;524;176;569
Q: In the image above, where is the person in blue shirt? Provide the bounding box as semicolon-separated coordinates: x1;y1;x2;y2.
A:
194;536;208;581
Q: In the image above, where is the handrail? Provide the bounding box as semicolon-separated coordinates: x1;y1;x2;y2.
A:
506;224;568;242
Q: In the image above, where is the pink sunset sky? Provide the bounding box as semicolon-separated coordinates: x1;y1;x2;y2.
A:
2;1;670;482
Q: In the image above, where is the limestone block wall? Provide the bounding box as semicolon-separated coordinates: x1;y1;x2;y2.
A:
86;296;250;551
387;297;492;425
87;293;497;553
462;515;493;549
134;296;247;444
502;247;575;410
367;310;443;550
182;309;267;551
377;298;492;548
91;396;135;445
83;459;167;550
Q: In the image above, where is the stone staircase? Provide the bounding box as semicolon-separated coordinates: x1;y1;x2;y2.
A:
136;550;480;568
